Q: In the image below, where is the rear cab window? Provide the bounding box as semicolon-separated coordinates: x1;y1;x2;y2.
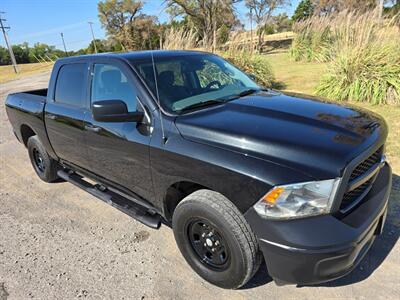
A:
54;63;87;107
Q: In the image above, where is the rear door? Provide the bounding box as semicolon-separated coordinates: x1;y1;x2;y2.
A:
83;59;154;200
45;62;91;170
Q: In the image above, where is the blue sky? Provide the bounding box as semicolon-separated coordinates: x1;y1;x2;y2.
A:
0;0;300;51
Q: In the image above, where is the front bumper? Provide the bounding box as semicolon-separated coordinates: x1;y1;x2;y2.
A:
244;163;392;286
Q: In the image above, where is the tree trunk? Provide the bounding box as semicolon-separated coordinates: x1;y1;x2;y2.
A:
212;18;217;53
377;0;384;19
257;30;263;52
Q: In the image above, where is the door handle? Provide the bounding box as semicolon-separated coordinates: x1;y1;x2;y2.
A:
85;124;101;132
47;114;58;120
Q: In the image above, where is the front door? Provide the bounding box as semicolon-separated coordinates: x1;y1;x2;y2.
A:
84;61;153;200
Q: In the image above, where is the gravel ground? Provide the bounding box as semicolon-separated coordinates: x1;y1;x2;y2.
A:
0;73;399;299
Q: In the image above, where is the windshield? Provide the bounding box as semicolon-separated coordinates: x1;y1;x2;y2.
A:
133;54;259;113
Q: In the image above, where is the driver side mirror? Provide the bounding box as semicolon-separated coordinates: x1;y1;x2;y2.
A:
92;100;144;123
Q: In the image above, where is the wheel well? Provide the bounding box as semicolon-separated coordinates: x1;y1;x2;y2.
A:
164;181;208;222
20;125;36;147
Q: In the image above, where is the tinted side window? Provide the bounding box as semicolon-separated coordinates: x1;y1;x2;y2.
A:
55;63;86;107
91;64;137;112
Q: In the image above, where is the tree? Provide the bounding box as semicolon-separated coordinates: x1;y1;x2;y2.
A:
245;0;289;49
0;46;10;65
86;39;111;54
292;0;314;22
312;0;378;15
166;0;240;50
272;13;292;32
98;0;160;50
29;43;59;62
12;43;30;64
259;12;291;35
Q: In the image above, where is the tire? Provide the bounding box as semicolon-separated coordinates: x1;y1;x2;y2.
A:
27;135;59;183
172;189;262;289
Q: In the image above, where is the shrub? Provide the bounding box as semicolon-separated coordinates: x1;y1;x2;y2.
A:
316;44;400;104
222;52;275;88
291;10;400;104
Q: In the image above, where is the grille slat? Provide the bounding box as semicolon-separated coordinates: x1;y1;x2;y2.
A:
340;146;383;212
349;148;382;181
340;179;373;210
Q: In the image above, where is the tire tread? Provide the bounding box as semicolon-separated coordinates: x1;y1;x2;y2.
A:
175;189;262;288
27;136;59;182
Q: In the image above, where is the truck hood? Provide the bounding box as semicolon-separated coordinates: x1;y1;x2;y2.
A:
174;91;387;179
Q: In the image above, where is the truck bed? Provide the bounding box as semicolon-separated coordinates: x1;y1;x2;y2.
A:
22;88;48;97
5;88;48;147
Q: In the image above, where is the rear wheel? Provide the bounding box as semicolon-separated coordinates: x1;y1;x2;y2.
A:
27;136;59;182
172;190;262;289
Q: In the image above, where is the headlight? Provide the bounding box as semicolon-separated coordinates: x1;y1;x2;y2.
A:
253;179;341;220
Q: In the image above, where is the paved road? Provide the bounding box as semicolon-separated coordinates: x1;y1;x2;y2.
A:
0;73;399;299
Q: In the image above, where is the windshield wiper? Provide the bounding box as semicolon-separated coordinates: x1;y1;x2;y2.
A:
222;88;261;102
178;89;262;113
238;88;260;97
179;99;226;112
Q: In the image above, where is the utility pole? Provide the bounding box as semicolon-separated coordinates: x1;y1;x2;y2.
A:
88;21;97;53
0;12;18;73
60;32;68;56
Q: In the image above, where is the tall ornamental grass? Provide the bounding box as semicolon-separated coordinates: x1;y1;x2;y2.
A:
291;10;400;104
221;33;275;88
162;28;198;50
290;14;333;62
223;53;275;87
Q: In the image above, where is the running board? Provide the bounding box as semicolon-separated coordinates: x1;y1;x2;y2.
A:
57;170;161;229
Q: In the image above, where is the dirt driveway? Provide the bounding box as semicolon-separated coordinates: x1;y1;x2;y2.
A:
0;74;399;299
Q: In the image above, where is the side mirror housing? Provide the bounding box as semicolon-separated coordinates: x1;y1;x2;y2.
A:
92;100;144;123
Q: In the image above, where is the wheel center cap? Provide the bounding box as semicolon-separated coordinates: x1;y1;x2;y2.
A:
205;238;213;247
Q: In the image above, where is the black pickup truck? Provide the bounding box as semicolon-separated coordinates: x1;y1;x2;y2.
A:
5;50;392;289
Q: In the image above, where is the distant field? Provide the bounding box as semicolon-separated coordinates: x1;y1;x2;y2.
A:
0;63;53;84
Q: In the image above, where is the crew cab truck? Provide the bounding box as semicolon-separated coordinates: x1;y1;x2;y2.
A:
5;51;392;289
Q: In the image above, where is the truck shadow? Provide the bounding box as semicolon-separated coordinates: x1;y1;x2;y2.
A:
242;173;400;290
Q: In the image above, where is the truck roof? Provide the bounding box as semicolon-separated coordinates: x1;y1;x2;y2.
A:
56;50;210;64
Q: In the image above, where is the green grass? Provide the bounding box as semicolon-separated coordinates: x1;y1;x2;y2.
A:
265;52;400;172
266;52;327;94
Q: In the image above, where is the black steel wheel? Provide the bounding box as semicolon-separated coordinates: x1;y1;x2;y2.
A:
187;219;230;270
27;135;59;182
32;147;46;173
173;190;262;289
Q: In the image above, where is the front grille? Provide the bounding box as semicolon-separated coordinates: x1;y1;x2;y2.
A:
349;147;383;181
341;178;373;210
340;146;384;212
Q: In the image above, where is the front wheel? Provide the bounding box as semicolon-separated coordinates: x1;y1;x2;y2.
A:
172;190;262;289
